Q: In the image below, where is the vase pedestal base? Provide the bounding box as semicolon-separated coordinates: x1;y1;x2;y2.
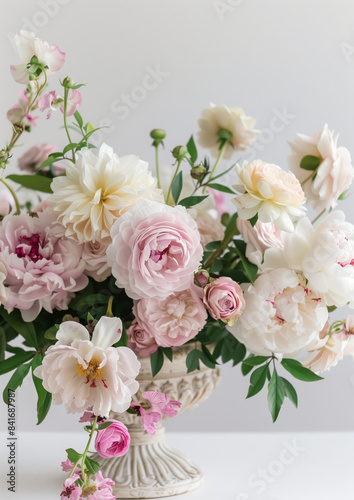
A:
95;424;202;499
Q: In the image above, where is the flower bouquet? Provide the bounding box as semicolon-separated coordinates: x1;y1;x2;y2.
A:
2;30;354;499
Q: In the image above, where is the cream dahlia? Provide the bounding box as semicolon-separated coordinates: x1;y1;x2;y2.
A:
34;316;141;416
233;160;306;232
50;144;164;244
289;124;354;211
198;104;258;158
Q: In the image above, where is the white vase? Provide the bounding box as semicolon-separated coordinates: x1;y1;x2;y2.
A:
96;343;221;498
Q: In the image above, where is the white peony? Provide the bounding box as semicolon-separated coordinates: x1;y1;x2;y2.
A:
198;104;258;158
34;316;141;417
262;211;354;308
50;144;164;244
237;218;284;266
227;268;328;357
289;124;354;212
233;160;306;232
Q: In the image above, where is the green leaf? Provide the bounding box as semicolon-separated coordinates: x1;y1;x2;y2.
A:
0;327;5;362
178;195;208;208
66;448;82;463
186;135;198;164
0;350;35;375
97;421;113;430
3;362;32;404
186;349;201;373
74;111;83;128
150;348;164;377
207;183;236;194
31;354;52;424
63;143;78;154
85;456;100;475
6;174;53;194
205;240;222;251
0;307;38;348
300;155;321;171
246;362;270;398
44;325;59;341
281;358;323;381
233;240;258;283
37;154;62;171
242;355;270;367
223;213;238;242
171;171;183;204
161;347;173;362
210;258;223;273
201;344;218;366
281;377;298;408
338;190;349;201
249;213;258;227
267;367;285;422
222;269;249;284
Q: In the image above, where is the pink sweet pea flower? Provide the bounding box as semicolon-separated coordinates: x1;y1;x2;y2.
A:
7;89;39;128
95;420;130;458
11;30;65;84
131;391;181;435
61;459;80;475
39;89;82;119
60;474;82;499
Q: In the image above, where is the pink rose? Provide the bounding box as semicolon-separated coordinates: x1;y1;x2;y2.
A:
127;319;158;357
132;288;207;348
95;420;130;458
203;277;245;326
107;200;203;300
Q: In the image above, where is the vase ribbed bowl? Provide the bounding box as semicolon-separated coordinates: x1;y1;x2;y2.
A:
95;343;221;498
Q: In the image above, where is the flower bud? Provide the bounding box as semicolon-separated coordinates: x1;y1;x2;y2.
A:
217;129;233;141
191;163;206;180
0;150;9;163
172;145;190;161
194;269;210;287
13;124;23;134
221;213;230;226
150;129;166;140
84;122;95;134
62;76;76;89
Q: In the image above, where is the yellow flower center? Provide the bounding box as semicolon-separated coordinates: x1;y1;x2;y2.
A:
77;358;105;387
82;485;97;497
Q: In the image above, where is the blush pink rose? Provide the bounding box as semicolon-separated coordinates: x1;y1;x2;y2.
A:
203;277;245;326
127;319;158;357
107;200;203;300
95;420;130;458
132;288;207;348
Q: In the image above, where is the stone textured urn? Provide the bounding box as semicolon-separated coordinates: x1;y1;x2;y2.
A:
96;343;221;499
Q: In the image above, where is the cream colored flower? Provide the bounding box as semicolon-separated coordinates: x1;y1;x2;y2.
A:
198;104;258;158
289;124;354;211
233;160;306;232
50;144;164;244
195;212;225;248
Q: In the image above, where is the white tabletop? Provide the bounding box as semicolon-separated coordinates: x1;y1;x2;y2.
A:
0;431;353;499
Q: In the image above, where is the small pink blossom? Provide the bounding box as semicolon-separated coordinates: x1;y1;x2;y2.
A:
95;420;130;458
88;471;117;500
39;89;82;119
17;143;59;173
127;319;158;358
203;277;245;326
60;474;82;499
131;391;181;435
79;408;105;424
208;188;228;217
7;89;39;128
61;459;80;475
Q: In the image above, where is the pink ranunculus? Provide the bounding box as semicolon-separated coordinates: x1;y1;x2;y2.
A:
127;319;158;358
7;89;39;128
107;200;203;300
39;89;82;119
131;391;181;435
132;288;207;348
17;143;56;172
237;218;284;266
0;211;88;321
203;277;245;326
60;474;82;500
95;420;130;458
11;31;65;84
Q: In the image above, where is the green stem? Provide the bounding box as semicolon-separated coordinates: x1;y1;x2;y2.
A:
81;416;98;485
204;225;239;269
166;158;183;205
301;170;317;187
0;178;21;214
311;209;326;225
63;87;75;162
203;140;228;193
155;145;161;190
106;296;114;318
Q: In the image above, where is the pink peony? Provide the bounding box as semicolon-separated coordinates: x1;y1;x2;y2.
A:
131;391;181;435
203;277;245;326
82;241;111;282
7;89;39;129
0;211;88;321
17;143;57;173
38;89;82;119
60;474;82;499
127;319;158;358
132;288;207;348
95;420;130;458
34;316;140;417
107;200;203;300
11;31;65;84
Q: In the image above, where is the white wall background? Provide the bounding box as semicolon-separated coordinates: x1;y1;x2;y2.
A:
1;0;354;434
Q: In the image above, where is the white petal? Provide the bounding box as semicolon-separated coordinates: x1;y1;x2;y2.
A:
56;321;89;345
92;316;122;348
